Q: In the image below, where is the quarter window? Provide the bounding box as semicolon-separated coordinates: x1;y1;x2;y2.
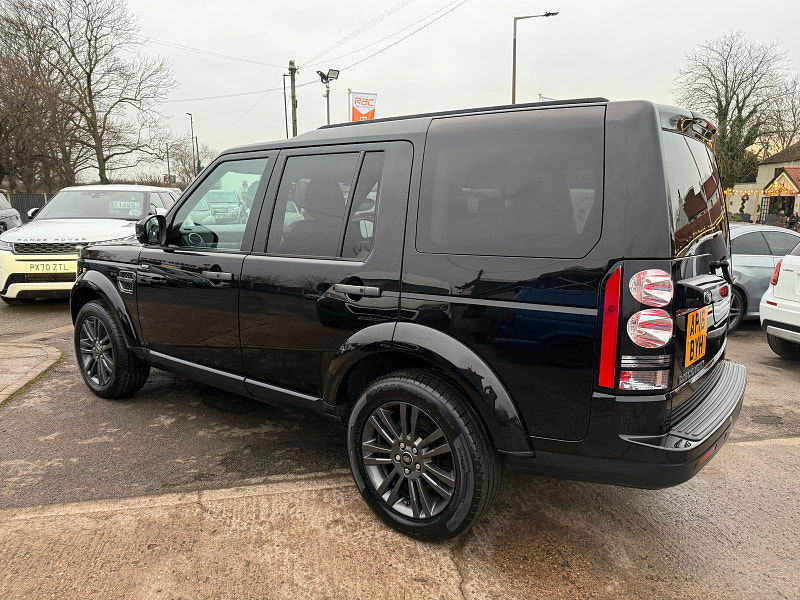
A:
342;152;384;259
267;153;360;257
731;232;771;255
170;157;269;251
764;231;800;256
416;107;604;258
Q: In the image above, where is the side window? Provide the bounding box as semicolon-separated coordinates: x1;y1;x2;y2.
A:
149;194;165;212
267;153;359;256
764;231;800;257
416;107;604;258
731;232;771;255
159;192;175;209
342;152;384;259
0;194;10;209
170;157;269;251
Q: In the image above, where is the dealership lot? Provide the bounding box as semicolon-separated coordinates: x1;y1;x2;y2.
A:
0;300;798;599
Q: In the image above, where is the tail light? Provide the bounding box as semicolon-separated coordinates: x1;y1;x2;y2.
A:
599;265;675;391
598;266;622;388
626;309;673;348
628;269;673;307
770;260;783;286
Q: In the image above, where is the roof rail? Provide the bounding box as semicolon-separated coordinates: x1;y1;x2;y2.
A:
319;97;609;129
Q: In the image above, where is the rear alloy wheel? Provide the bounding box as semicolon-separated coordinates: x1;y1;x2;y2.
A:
728;288;745;331
74;300;150;399
348;369;501;540
767;333;800;361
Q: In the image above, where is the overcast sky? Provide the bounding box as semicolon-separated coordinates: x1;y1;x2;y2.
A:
131;0;800;156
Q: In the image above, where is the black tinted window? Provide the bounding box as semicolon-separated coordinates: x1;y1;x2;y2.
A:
342;152;384;259
732;231;771;255
416;107;604;257
268;153;359;256
764;231;800;256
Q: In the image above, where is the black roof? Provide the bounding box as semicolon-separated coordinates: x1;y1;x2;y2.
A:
319;97;609;130
224;97;610;155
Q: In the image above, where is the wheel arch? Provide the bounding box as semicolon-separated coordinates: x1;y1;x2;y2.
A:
324;321;533;455
71;272;140;347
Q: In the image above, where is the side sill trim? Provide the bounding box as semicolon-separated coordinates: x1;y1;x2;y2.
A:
148;351;247;395
245;378;322;412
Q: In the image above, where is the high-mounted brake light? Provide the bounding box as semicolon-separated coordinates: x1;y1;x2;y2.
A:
626;309;673;348
598;267;622;388
629;269;673;307
770;260;783;286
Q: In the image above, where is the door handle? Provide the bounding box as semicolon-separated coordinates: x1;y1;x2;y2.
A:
202;270;233;281
332;283;381;297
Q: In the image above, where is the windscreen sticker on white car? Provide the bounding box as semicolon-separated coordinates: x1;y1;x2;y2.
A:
110;201;139;209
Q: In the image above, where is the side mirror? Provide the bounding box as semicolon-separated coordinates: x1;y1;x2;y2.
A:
27;207;40;220
135;214;167;246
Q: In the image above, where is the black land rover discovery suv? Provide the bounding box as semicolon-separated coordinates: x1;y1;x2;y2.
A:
71;99;746;540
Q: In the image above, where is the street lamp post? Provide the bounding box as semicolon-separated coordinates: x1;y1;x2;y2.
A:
186;112;197;178
512;12;558;104
316;68;340;126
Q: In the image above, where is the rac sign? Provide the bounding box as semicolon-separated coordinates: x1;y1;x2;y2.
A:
351;92;377;122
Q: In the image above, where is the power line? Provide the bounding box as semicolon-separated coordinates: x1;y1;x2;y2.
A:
304;0;463;68
302;0;414;67
145;37;285;68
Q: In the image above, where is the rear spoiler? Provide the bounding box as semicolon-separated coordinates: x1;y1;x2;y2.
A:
657;105;717;147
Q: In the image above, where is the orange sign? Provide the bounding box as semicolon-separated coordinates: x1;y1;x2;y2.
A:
351;92;377;122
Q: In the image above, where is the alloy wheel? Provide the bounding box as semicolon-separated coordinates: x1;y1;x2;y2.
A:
729;292;742;329
78;316;114;386
361;401;456;519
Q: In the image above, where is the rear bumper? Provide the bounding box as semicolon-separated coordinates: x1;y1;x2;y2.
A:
510;360;746;489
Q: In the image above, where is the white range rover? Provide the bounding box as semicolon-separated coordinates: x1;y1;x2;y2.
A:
0;184;176;304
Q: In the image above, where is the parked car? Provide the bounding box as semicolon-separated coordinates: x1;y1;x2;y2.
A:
0;184;171;304
0;191;22;233
760;239;800;360
70;99;746;540
728;223;800;329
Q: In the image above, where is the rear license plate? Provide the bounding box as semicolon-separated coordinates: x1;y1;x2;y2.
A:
25;261;76;273
685;306;709;367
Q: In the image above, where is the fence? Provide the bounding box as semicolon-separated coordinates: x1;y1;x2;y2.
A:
7;193;54;223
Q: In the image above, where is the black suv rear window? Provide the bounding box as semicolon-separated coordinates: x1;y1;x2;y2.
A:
661;131;726;256
416;107;605;258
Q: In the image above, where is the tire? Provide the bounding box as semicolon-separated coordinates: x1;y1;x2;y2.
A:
74;300;150;399
767;333;800;360
347;369;502;541
728;288;745;331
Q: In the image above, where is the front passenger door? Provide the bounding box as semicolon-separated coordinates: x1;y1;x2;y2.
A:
136;153;274;373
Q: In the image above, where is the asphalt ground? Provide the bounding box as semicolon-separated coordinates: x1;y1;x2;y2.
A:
0;299;798;599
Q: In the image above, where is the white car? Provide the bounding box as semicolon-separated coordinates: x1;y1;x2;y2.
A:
0;184;169;304
760;239;800;360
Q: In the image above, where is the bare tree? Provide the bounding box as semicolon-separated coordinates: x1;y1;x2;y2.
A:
167;137;216;186
760;76;800;157
20;0;176;183
674;32;787;187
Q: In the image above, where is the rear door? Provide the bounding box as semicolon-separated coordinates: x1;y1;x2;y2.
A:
239;141;412;398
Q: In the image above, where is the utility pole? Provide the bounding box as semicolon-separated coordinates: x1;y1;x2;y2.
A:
166;144;171;184
288;60;298;137
282;74;289;139
194;136;201;174
186;112;197;177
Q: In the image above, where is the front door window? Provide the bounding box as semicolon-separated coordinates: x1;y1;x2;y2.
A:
170;157;269;251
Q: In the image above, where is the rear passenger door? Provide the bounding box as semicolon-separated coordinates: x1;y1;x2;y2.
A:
239;142;412;400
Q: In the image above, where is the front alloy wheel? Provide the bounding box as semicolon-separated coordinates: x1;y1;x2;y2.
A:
361;401;456;519
78;316;114;386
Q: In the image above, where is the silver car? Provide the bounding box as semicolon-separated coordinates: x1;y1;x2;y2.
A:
0;192;22;233
729;223;800;329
